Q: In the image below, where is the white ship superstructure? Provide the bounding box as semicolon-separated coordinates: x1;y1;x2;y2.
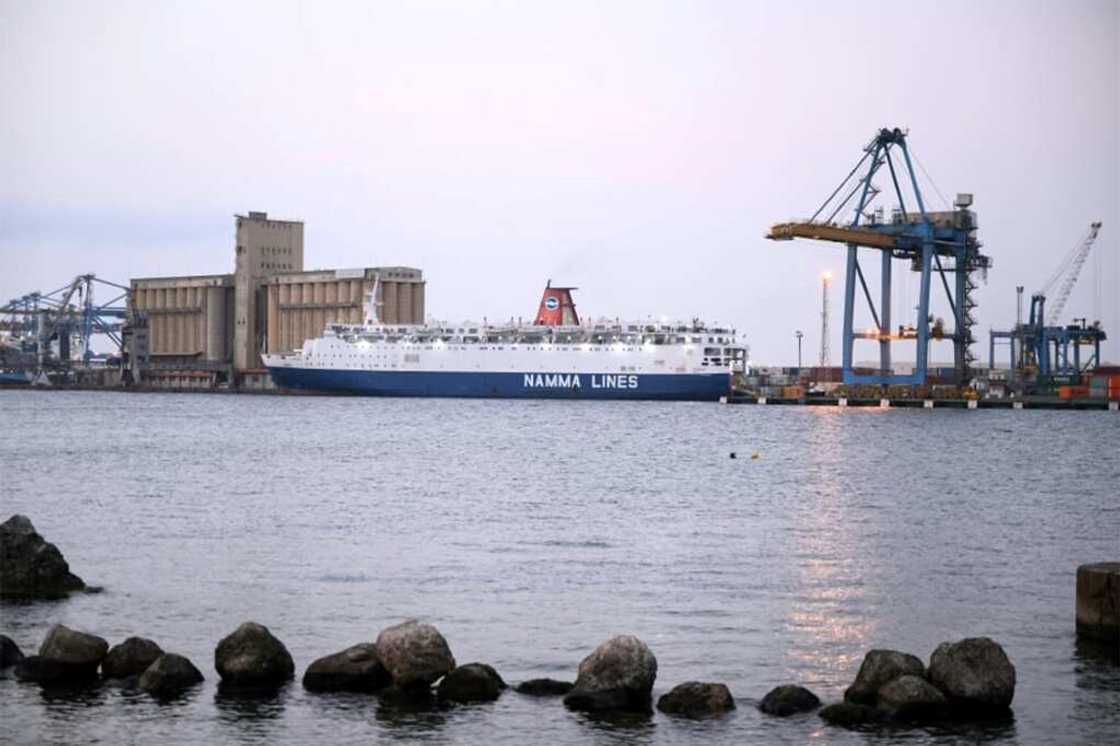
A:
263;283;747;400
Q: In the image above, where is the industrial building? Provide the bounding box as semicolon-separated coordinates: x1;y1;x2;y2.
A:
128;211;424;385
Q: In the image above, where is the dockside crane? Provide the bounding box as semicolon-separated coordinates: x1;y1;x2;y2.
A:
1;274;130;376
988;222;1106;385
1039;222;1101;327
768;127;991;386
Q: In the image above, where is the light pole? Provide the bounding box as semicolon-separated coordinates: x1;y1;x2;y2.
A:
795;330;803;372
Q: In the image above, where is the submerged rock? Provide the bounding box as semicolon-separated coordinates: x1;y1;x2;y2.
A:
375;621;456;688
876;674;947;721
214;622;294;688
563;635;657;713
103;637;164;679
928;637;1015;714
656;681;736;718
303;643;391;693
758;684;820;716
844;649;926;705
514;678;574;696
14;656;72;684
139;653;204;696
1;635;24;667
437;662;507;703
819;701;885;727
0;515;85;598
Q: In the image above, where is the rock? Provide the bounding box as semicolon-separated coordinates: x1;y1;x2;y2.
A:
437;662;507;703
563;635;657;713
819;702;885;727
214;622;295;688
758;684;820;716
1076;562;1120;644
378;683;436;705
928;637;1015;713
656;681;736;718
102;637;164;679
876;674;947;720
303;643;391;693
14;655;72;684
39;624;108;679
844;649;926;704
375;620;456;688
1;635;24;667
0;515;85;598
562;688;635;712
514;678;574;696
139;653;204;697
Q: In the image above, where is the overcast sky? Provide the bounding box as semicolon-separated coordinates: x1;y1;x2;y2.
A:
2;0;1117;365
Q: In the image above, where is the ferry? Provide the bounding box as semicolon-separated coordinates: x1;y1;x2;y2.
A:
262;282;747;400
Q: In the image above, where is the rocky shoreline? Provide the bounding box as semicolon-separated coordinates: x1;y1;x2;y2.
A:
0;618;1019;731
0;513;1045;731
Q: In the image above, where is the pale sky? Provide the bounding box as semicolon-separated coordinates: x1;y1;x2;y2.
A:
2;0;1118;364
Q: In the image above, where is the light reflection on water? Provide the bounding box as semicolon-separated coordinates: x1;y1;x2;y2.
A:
0;391;1117;744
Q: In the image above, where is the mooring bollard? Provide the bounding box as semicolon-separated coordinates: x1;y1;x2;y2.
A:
1076;562;1120;644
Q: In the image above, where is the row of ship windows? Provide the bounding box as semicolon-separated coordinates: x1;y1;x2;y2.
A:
307;356;677;372
343;346;683;353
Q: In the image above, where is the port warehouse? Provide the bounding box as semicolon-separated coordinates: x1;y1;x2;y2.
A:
127;211;424;388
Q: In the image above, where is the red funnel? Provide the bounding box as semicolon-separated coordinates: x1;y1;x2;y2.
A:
534;281;580;326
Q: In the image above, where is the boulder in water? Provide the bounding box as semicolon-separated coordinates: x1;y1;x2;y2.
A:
844;649;926;705
928;637;1015;714
876;674;948;721
514;678;573;696
819;701;885;727
656;681;736;718
214;622;295;688
437;662;507;703
14;656;72;684
562;635;657;713
38;624;108;679
102;637;164;679
1;635;24;667
303;643;391;693
375;621;456;688
139;653;204;697
0;515;85;598
758;684;820;716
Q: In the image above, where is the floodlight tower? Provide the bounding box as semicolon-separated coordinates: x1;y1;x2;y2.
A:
819;272;832;367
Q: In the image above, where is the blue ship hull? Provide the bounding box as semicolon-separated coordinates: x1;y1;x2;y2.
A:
268;367;730;401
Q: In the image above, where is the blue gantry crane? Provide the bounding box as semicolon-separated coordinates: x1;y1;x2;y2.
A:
1;274;130;375
768;127;991;386
988;222;1106;385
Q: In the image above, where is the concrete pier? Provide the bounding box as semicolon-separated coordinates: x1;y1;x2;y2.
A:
1076;562;1120;644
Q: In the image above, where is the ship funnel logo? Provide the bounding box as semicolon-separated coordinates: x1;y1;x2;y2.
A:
534;282;580;327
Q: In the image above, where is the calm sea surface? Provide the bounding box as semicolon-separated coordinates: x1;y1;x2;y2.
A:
0;390;1117;744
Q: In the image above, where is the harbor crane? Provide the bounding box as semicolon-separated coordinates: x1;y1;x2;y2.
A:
768;127;991;386
1038;221;1101;327
1;274;130;376
988;222;1106;384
